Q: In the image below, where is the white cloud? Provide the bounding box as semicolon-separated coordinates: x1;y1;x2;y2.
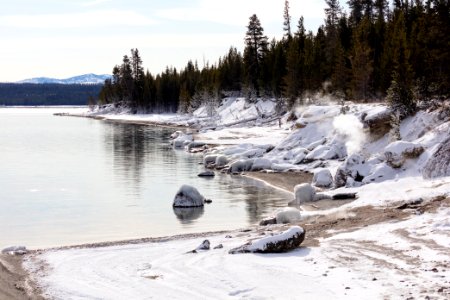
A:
0;9;156;28
82;0;112;7
156;0;325;30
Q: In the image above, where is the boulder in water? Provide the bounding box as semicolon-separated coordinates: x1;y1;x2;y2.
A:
173;185;205;207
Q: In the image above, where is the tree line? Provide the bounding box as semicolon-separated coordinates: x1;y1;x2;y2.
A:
98;0;449;115
0;83;102;106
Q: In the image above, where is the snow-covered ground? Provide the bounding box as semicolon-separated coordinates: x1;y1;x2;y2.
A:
23;97;450;299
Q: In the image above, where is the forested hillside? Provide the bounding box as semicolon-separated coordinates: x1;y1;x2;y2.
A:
98;0;449;114
0;83;102;106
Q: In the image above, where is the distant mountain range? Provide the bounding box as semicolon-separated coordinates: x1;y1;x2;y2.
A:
17;73;111;85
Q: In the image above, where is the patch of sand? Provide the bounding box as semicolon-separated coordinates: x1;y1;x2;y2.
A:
0;254;43;300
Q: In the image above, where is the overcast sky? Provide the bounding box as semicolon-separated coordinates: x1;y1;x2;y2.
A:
0;0;327;82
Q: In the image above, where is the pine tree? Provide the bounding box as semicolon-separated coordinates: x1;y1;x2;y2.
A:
350;17;374;100
348;0;364;26
120;55;133;105
283;0;292;40
388;10;415;114
243;14;268;98
284;39;301;108
131;49;145;110
324;0;342;88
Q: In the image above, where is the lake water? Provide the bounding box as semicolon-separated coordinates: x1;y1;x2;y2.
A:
0;107;291;249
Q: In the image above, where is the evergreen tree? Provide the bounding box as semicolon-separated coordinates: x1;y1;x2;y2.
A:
131;49;145;110
243;14;268;98
350;17;374;100
388;10;415;114
283;0;292;40
348;0;364;26
325;0;342;89
119;55;133;105
284;16;307;108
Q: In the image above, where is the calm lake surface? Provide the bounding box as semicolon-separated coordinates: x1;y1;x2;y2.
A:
0;107;291;249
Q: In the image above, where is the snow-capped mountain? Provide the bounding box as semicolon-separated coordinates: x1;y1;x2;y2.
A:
18;73;111;85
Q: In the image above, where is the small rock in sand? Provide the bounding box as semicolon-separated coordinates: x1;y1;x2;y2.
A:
196;240;210;250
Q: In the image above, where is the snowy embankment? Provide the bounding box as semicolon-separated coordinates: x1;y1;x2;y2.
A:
23;97;450;299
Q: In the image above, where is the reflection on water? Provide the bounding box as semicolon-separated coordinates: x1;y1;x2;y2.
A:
173;207;205;224
0;108;291;248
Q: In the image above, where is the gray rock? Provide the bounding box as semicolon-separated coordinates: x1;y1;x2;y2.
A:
198;171;215;177
229;226;305;254
213;244;224;249
196;240;210;250
203;154;218;167
385;152;405;168
173;185;205;207
362;108;392;137
259;217;277;226
423;137;450;179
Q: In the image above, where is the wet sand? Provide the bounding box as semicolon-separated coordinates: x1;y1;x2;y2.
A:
0;254;42;300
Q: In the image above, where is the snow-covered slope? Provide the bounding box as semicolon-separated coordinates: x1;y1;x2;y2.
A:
24;97;450;299
18;73;110;84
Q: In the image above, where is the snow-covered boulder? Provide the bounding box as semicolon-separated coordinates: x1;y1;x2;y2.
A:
362;163;396;184
384;141;424;168
276;207;301;224
292;149;309;164
291;183;316;204
187;141;206;152
306;138;327;151
173;134;193;149
173;185;205;207
251;158;272;171
423;137;450;179
228;159;253;173
334;154;370;188
240;148;266;159
271;163;294;172
1;246;27;255
385;141;424;158
384;152;405;168
229;226;305;254
361;107;392;136
215;155;229;168
170;131;183;139
312;169;333;188
203;154;218;166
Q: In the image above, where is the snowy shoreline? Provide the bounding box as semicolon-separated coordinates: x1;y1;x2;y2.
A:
4;98;450;299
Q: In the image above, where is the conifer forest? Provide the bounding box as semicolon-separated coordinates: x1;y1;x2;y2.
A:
98;0;449;115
